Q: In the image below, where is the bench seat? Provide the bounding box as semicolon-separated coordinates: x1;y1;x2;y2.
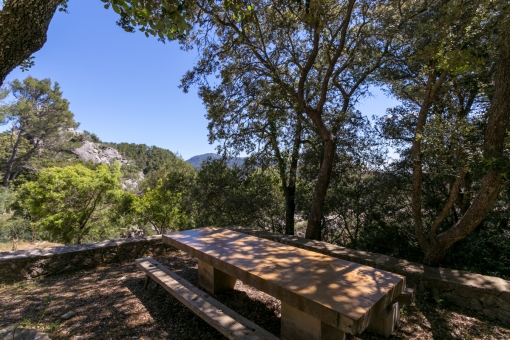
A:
135;257;279;340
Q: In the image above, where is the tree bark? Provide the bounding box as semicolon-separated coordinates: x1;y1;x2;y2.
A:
269;112;302;235
423;20;510;265
0;0;61;86
411;70;448;252
3;128;23;187
285;114;303;235
305;135;336;240
284;185;296;235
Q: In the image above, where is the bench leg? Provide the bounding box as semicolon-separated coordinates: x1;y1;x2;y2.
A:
366;302;399;338
144;275;152;289
198;259;236;294
281;302;345;340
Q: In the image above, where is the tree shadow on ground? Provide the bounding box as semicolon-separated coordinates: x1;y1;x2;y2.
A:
2;254;237;339
349;288;510;339
412;291;510;340
2;251;509;340
127;253;281;338
153;253;281;336
123;275;225;340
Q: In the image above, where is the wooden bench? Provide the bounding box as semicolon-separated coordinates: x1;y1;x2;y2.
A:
135;257;278;340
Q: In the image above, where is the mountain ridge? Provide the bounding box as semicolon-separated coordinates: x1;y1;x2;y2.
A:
186;153;244;169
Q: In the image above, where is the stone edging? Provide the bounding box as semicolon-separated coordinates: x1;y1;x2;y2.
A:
0;235;175;283
1;229;509;324
230;227;510;324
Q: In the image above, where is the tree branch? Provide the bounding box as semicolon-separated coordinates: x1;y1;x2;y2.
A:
429;168;466;243
0;0;62;86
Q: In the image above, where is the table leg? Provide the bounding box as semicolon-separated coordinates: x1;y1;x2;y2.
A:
366;302;399;338
281;302;345;340
198;259;236;294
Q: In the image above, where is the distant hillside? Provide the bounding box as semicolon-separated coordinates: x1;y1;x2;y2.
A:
186;153;244;169
69;129;243;172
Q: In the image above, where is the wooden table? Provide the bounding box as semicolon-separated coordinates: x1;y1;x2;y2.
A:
162;227;406;340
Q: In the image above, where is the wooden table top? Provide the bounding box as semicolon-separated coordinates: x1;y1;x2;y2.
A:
162;227;405;334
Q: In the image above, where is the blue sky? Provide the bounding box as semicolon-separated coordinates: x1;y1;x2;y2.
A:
4;1;399;160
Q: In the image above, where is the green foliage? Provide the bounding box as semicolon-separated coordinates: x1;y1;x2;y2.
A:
372;0;510;265
102;0;262;41
0;188;30;243
0;186;14;213
399;304;407;317
115;143;149;170
441;192;510;279
19;56;35;72
0;0;508;283
193;160;284;231
109;142;183;175
0;215;33;243
58;0;69;13
14;163;125;244
0;132;33;180
339;161;422;260
133;160;196;233
81;130;101;143
102;0;193;40
146;146;181;174
0;76;78;187
98;143;190;190
133;179;187;234
127;156;284;234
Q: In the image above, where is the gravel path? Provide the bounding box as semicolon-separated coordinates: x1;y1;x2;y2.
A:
1;250;509;339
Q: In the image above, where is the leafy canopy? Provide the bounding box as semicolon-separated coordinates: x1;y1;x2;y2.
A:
0;76;77;187
15;163;124;244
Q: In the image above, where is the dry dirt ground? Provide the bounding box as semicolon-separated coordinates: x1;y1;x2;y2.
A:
0;241;63;253
1;250;509;340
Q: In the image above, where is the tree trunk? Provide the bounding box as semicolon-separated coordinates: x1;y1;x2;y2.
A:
3;128;23;187
305;136;336;240
0;0;61;86
284;185;296;235
270;112;302;235
411;70;449;252
423;21;510;265
10;145;37;183
284;114;303;235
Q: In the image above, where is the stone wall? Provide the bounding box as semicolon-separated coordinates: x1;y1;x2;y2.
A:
0;235;175;284
231;227;510;324
1;229;509;324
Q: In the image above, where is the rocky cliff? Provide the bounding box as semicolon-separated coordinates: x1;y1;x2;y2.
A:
73;140;129;165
